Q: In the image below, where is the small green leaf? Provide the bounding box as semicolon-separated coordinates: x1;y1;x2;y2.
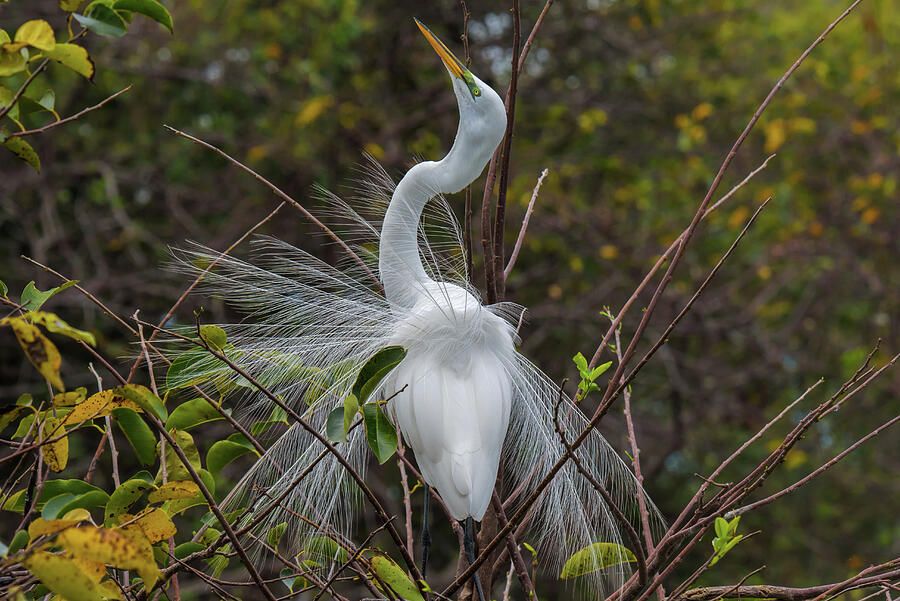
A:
3;136;40;172
198;325;226;350
572;352;588;373
41;493;76;519
589;361;613;380
206;433;257;476
362;402;397;464
3;480;107;514
0;48;26;77
165;398;225;430
370;555;425;601
0;279;7;297
74;5;127;36
8;529;29;555
343;393;359;436
560;542;637;579
42;43;94;79
113;0;173;32
326;406;346;442
20;280;77;311
267;522;287;548
714;517;728;539
352;346;407;403
305;536;347;563
157;429;201;483
113;407;156;466
173;541;204;559
250;404;288;436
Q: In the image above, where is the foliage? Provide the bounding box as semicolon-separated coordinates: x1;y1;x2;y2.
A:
0;0;898;599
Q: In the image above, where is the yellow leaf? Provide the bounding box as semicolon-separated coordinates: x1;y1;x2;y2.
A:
692;102;714;121
147;480;199;503
14;20;55;51
57;525;159;589
22;551;107;601
68;552;106;583
0;48;27;77
120;508;176;543
61;390;141;426
28;515;86;538
42;43;94;80
54;387;88;407
41;416;68;472
24;311;96;346
59;0;85;11
98;580;123;600
764;119;787;153
2;317;64;391
295;95;333;126
727;206;750;230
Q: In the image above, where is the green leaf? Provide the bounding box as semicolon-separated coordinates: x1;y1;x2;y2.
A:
42;494;77;519
362;402;397;464
710;534;744;566
0;85;20;122
343;393;359;437
0;279;6;296
560;542;637;579
326;406;346;442
590;360;613;380
42;43;94;79
173;541;204;559
250;404;288;436
0;48;26;77
112;407;156;466
20;280;77;311
157;429;201;483
115;384;167;421
8;529;29;555
14;20;56;51
74;5;127;36
714;517;728;539
198;324;226;350
266;522;287;548
105;478;155;524
165;398;225;430
3;480;107;513
305;536;347;564
370;555;425;601
0;406;28;433
113;0;173;32
55;490;109;516
3;136;40;172
572;352;589;373
206;433;257;476
352;346;406;403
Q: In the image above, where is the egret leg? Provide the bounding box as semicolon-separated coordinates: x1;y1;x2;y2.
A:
463;517;487;601
421;485;431;577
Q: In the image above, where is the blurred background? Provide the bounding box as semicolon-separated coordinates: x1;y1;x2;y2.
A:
1;0;898;597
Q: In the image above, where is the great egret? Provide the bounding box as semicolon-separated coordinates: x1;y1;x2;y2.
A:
172;19;661;599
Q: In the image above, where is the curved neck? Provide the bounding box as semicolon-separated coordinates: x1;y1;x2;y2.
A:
379;127;490;307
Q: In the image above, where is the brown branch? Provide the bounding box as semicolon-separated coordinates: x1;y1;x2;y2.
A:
0;60;49;121
9;86;131;138
504;168;547;280
163;125;382;291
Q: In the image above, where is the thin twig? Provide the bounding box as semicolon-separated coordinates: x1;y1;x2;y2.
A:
504;168;548;279
9;86;131;138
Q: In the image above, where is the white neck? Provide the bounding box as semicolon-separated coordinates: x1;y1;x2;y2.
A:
379;73;506;307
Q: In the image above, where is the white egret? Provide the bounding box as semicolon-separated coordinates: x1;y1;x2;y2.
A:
172;19;662;599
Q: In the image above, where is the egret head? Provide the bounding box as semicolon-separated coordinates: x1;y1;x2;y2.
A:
415;19;506;161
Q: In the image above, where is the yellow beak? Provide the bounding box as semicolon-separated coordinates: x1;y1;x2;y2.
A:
415;19;466;79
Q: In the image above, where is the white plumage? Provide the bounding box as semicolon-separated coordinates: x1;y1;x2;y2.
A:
168;20;663;596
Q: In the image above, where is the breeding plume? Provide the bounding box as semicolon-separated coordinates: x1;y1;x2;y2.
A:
172;20;661;596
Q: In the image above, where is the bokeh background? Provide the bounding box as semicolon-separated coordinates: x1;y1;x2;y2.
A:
1;0;898;598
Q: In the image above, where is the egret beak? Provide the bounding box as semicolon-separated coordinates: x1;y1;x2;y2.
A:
415;19;466;79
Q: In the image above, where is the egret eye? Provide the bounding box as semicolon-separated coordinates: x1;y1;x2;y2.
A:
472;88;481;97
